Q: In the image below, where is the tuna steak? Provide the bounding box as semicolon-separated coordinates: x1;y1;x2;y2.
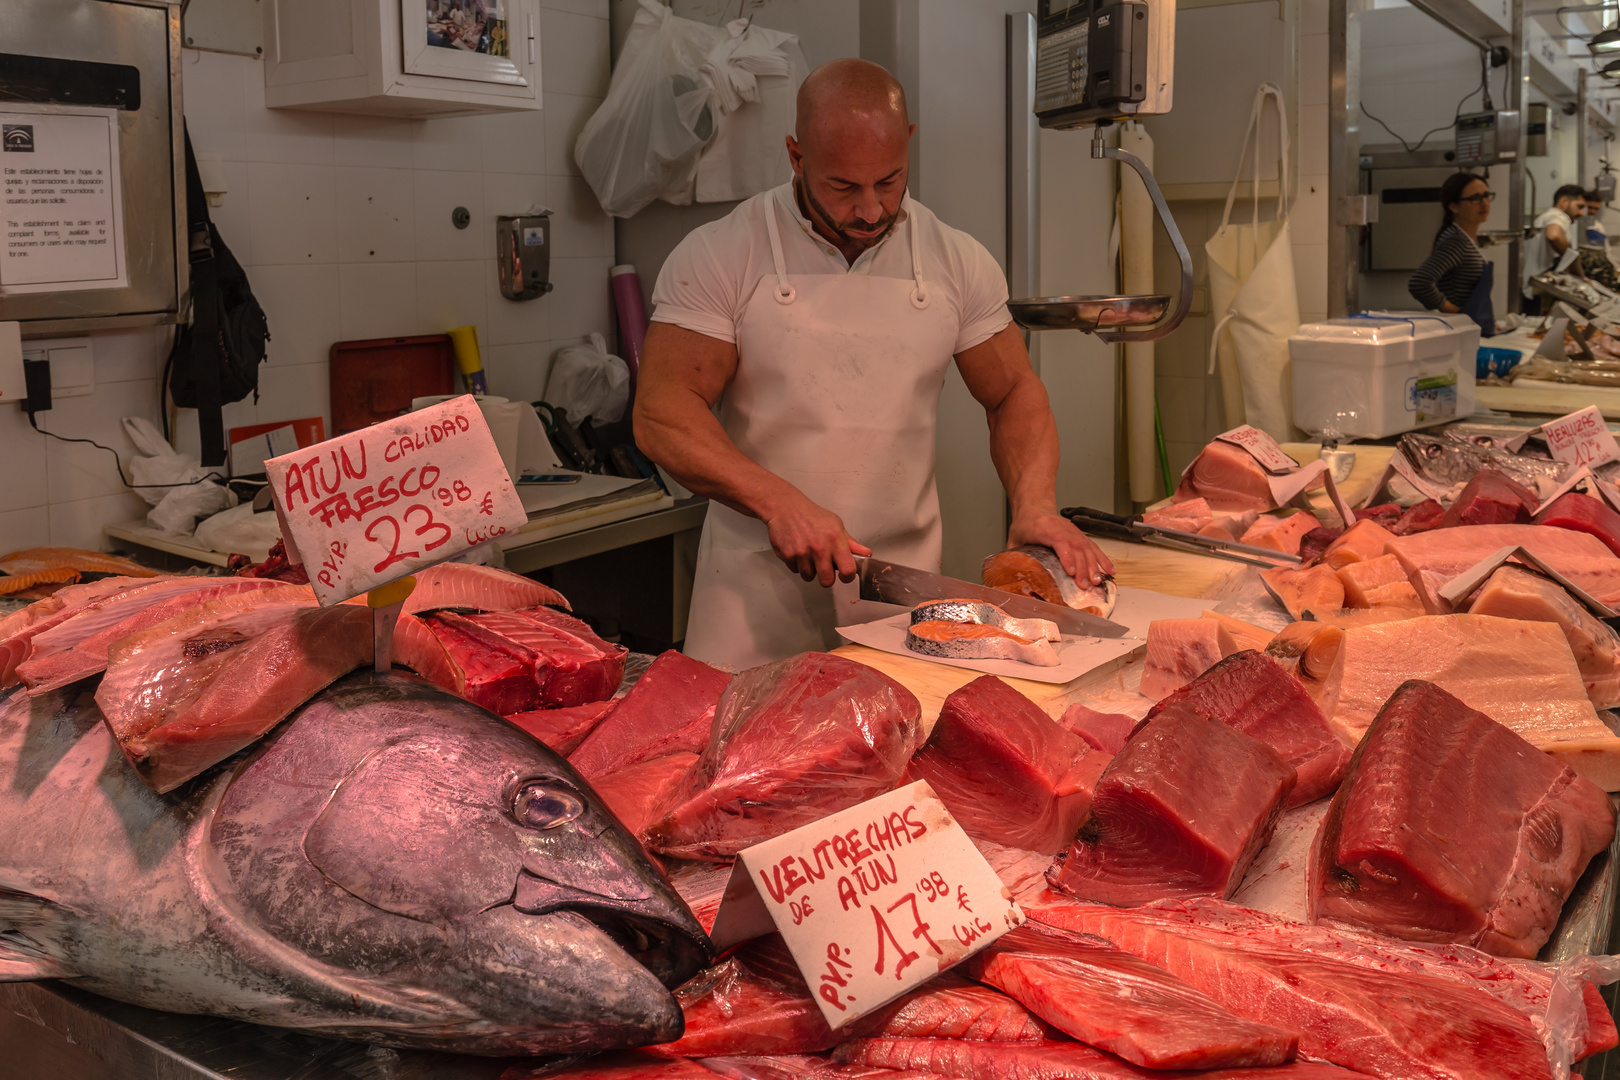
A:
506;698;617;755
1027;900;1556;1080
1305;613;1620;790
1469;565;1620;709
570;650;730;782
1313;680;1616;959
968;921;1297;1069
597;752;702;838
1441;469;1541;527
836;1037;1359;1079
1144;650;1349;807
425;606;627;713
0;674;711;1053
1056;703;1138;755
1538;490;1620;557
1172;440;1277;513
1139;618;1235;700
646;653;922;861
95;595;373;792
1047;710;1295;905
905;675;1106;852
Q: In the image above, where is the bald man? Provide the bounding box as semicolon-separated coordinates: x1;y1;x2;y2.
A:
635;59;1111;670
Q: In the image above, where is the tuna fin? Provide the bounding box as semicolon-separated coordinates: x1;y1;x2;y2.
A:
0;932;75;981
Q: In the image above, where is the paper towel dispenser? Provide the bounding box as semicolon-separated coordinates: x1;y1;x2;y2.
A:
0;1;186;334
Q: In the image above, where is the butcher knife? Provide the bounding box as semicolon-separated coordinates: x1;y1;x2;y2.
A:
855;556;1128;638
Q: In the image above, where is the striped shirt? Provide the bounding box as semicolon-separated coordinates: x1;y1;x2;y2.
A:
1408;223;1485;311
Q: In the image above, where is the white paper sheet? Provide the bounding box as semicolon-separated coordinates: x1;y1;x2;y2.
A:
0;107;126;293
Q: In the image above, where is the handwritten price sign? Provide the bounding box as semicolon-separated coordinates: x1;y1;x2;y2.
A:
265;395;527;605
1541;406;1620;471
1214;424;1300;475
709;780;1023;1028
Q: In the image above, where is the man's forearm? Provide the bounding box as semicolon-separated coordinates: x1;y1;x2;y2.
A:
985;373;1062;521
634;390;796;521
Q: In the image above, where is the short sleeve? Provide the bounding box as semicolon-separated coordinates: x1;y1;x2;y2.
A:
650;223;745;344
953;237;1013;354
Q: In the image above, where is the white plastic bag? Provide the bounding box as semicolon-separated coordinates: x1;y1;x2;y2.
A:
121;417;237;536
574;0;725;218
193;502;280;560
545;333;630;424
691;20;807;204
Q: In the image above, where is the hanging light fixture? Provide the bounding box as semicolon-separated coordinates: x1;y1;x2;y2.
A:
1594;26;1620;53
1604;57;1620;78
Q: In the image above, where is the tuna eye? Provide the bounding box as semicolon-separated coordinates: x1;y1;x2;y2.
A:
512;783;583;830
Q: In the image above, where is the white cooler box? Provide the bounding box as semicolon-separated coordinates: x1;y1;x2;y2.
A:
1289;313;1478;439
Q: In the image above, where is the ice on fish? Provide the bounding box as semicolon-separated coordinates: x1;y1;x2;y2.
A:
910;598;1060;641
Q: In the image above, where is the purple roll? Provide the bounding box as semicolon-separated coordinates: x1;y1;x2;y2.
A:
610;264;647;391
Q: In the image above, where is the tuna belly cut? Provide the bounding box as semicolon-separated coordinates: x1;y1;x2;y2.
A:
1047;710;1296;905
1313;613;1620;789
1388;524;1620;604
1027;902;1555;1080
1469;565;1620;709
95;600;373;792
1313;679;1616;959
1145;650;1350;807
1139;619;1236;700
968;921;1298;1069
905;675;1104;853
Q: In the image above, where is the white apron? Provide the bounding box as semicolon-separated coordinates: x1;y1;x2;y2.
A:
683;194;960;670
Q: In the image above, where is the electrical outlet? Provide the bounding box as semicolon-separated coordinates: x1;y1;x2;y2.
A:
20;336;93;399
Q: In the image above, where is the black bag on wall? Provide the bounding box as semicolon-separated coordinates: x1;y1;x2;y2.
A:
163;125;270;467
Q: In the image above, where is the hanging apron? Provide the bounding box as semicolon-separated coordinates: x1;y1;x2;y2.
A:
1206;83;1301;440
1459;261;1495;338
682;194;960;671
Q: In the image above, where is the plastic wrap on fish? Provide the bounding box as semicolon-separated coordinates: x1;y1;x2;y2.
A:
95;595;373;792
905;675;1105;852
1314;679;1616;959
645;653;922;861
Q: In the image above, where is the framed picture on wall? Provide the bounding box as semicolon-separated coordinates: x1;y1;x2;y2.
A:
403;0;530;85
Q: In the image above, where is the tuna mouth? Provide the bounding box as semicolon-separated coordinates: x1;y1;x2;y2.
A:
511;872;712;989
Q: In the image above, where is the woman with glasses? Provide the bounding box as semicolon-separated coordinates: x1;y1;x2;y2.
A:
1408;172;1496;335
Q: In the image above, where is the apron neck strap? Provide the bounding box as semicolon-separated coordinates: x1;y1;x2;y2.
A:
906;193;929;309
765;192;797;304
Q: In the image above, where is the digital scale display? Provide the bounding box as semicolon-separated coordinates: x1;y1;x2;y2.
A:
1035;0;1148;128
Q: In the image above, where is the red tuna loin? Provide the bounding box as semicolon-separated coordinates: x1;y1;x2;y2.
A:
837;1038;1360;1079
1441;468;1541;528
662;935;1046;1057
646;653;922;861
570;650;730;781
1047;710;1295;906
1144;650;1350;807
906;675;1106;852
423;606;626;713
1027;901;1555;1080
1539;490;1620;556
1313;679;1616;959
1173;440;1276;513
968;921;1297;1069
504;699;616;755
95;599;372;792
1139;618;1235;700
1392;497;1445;534
1056;703;1138;755
502;1053;720;1080
596;752;700;838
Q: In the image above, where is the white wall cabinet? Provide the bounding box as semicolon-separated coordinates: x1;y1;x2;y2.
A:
263;0;541;118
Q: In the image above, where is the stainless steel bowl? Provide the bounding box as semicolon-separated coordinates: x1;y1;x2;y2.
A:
1008;294;1172;332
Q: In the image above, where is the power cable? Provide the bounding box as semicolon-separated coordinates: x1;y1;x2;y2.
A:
1361;48;1491;152
27;411;226;491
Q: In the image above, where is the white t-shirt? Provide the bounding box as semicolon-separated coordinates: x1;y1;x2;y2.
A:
650;182;1012;355
1524;206;1574;297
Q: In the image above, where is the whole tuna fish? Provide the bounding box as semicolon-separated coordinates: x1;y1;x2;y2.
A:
0;672;712;1054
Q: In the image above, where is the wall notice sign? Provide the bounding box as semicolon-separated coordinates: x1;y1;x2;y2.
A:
0;108;126;294
1541;406;1620;470
265;395;528;605
709;780;1023;1029
1214;425;1300;475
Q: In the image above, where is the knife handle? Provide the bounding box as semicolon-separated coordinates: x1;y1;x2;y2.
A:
1062;506;1143;542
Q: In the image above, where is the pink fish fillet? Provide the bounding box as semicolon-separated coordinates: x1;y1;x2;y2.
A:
503;699;616;755
1388;524;1620;604
1055;703;1139;755
0;576;171;687
836;1038;1361;1079
594;752;700;838
402;561;570;614
1469;565;1620;709
16;578;293;694
1139;619;1236;700
95;595;371;792
1172;440;1277;513
968;921;1296;1069
570;650;730;781
1025;899;1557;1080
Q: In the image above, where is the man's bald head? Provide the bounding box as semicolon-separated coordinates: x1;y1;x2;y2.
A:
795;58;910;152
788;59;915;262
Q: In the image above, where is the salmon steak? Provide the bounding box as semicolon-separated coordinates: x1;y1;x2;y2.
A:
983;545;1117;616
905;619;1060;667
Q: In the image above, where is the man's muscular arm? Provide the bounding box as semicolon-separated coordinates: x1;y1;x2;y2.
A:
633;322;870;585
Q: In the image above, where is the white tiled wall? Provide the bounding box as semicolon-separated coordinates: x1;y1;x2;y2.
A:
0;0;616;552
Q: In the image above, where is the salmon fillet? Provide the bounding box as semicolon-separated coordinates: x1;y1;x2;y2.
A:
1335;553;1410;608
1259;564;1344;621
0;547;157;595
1199;610;1273;653
1318;519;1396;569
1173;440;1277;512
1239;512;1319;556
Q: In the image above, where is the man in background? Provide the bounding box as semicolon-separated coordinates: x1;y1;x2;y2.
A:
1523;184;1587;313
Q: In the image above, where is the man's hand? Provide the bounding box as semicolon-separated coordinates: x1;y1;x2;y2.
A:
763;490;873;586
1009;511;1115;586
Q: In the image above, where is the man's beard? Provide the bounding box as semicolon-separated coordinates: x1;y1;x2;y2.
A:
796;178;900;254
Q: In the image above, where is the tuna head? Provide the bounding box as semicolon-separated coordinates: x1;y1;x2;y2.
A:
204;671;712;1055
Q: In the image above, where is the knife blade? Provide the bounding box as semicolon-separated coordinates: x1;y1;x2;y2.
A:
856;556;1128;638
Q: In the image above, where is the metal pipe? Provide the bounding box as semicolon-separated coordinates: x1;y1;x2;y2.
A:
1510;0;1527;302
1005;13;1040;364
1089;127;1194;344
1582;68;1591;185
1329;0;1354;317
